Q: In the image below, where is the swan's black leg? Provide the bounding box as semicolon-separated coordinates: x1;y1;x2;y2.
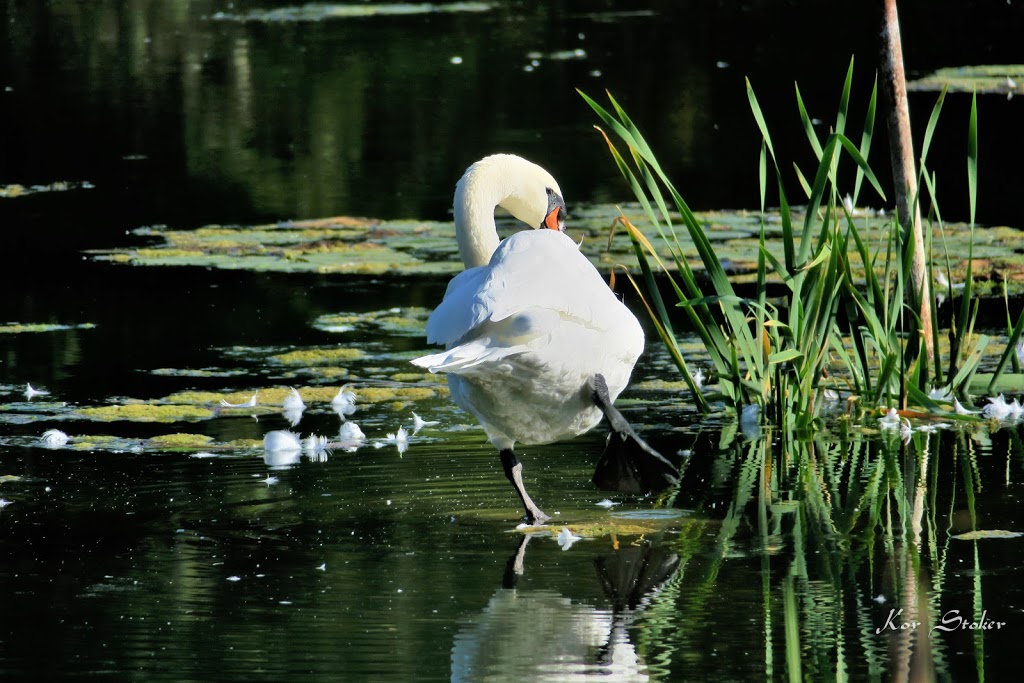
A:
502;534;532;588
499;448;550;524
589;373;680;494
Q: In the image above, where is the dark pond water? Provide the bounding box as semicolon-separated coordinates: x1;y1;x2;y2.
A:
2;2;1024;681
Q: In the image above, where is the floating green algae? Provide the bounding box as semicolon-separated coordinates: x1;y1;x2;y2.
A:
210;2;492;23
0;180;94;199
55;432;263;453
87;205;1024;293
515;509;695;539
138;380;443;415
270;347;366;366
357;386;438;403
0;322;96;334
314;307;431;337
146;433;215;449
68;434;137;451
74;403;215;423
162;390;241;405
633;378;696;392
391;372;434;383
88;216;455;275
162;386;340;406
222;438;264;450
951;529;1024;541
908;64;1024;95
150;367;249;379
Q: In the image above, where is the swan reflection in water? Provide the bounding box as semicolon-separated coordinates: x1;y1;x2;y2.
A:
451;536;680;681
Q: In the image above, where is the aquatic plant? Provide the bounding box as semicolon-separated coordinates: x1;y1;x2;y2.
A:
634;422;1012;680
581;59;1008;429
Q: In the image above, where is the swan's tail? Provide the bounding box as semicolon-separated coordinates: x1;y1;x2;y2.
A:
410;341;493;374
588;374;679;494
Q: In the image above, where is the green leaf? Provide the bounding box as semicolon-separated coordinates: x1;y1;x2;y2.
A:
968;90;979;227
769;349;803;364
795;82;823;160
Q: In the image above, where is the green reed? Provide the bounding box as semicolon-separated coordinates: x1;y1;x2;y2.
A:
582;57;995;426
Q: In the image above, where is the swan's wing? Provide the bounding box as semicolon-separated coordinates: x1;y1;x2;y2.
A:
425;230;628;348
424;266;489;346
483;230;620;328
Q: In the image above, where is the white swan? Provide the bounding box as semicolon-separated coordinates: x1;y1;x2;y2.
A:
412;154;677;522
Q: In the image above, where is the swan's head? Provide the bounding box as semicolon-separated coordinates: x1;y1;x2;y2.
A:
454;153;567;268
492;157;565;233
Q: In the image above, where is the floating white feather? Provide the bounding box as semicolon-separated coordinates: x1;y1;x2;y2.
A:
332;386;357;418
556;527;582;550
40;429;69;448
411;411;439;435
263;430;302;451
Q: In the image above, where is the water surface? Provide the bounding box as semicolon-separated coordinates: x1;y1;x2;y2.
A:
2;2;1024;681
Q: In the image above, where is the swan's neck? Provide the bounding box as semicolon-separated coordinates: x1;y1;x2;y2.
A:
453;170;504;269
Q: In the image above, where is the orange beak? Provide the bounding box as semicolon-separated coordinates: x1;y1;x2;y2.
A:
543;206;564;231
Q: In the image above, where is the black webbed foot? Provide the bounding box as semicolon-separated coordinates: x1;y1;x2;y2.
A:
589;374;680;494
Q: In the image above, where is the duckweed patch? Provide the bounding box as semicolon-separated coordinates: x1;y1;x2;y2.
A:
516;518;685;539
162;390;238;405
211;2;492;23
87;206;1024;294
146;433;215;449
633;378;697;392
75;404;216;423
314;307;431;337
223;438;264;450
390;372;433;383
150;367;249;379
161;386;343;406
0;180;94;198
69;435;135;451
305;367;351;380
0;322;97;335
270;347;366;366
908;64;1024;95
951;529;1024;541
88;217;454;275
53;432;263;453
355;386;437;403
